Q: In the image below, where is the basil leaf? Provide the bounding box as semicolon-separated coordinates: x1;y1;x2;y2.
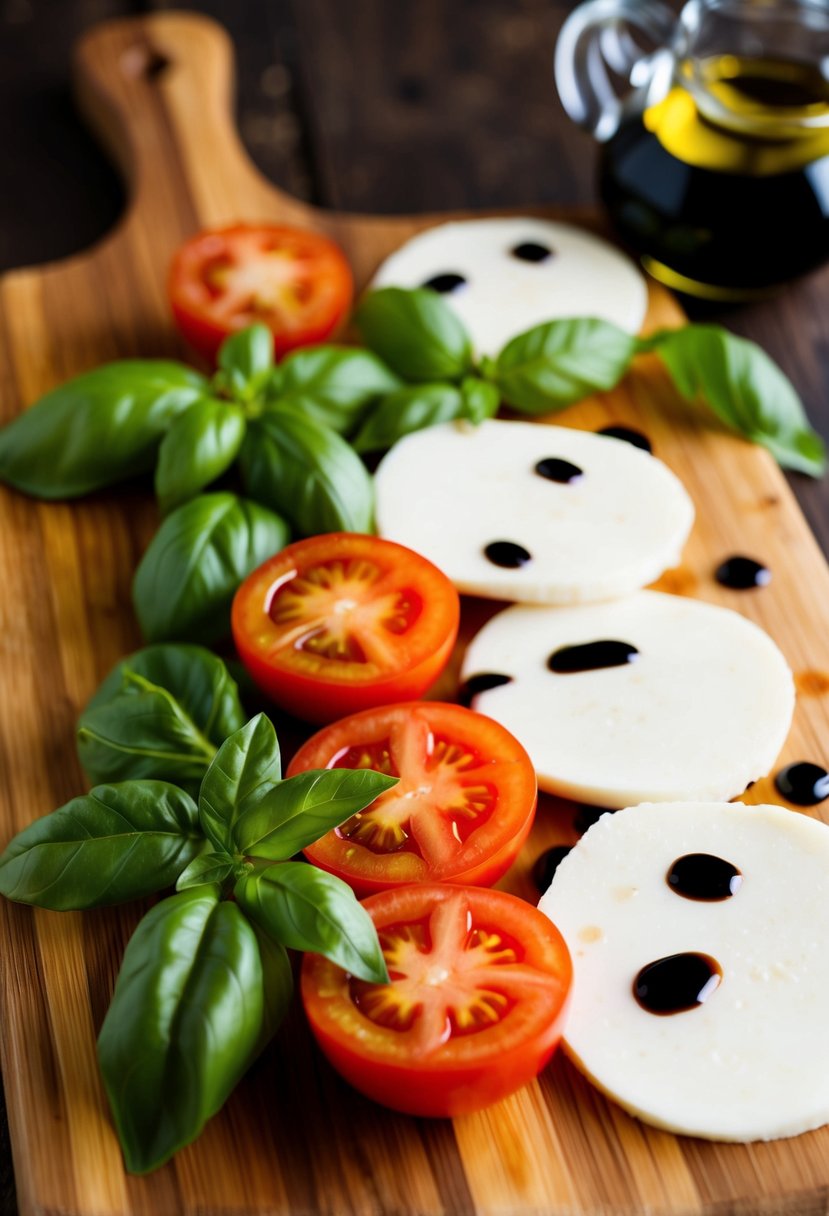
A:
98;888;263;1174
199;714;282;854
0;781;201;910
235;862;388;984
353;383;463;453
274;346;401;433
176;852;236;892
250;924;293;1055
495;318;638;413
0;362;207;498
653;325;826;476
133;492;289;644
356;287;474;382
233;768;398;861
240;406;374;535
155;399;246;514
460;375;500;423
217;324;274;394
78;644;244;787
353;374;502;453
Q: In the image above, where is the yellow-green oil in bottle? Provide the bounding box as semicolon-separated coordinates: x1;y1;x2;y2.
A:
600;55;829;297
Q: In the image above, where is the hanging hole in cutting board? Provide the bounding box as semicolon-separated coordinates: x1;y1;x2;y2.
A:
120;44;172;82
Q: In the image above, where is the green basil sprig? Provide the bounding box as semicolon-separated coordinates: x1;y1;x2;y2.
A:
649;325;826;476
353;376;499;453
155;398;247;515
77;644;245;789
268;345;401;432
494;318;639;414
0;702;395;1173
97;886;264;1174
0;781;202;910
240;404;374;534
356;287;475;382
0;362;208;499
132;491;290;644
235;862;387;981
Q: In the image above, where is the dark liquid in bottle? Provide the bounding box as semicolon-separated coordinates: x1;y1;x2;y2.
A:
600;56;829;298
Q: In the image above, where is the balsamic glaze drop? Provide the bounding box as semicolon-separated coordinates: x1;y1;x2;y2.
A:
548;640;638;674
422;272;466;294
667;854;743;901
459;672;513;706
715;556;771;590
484;540;532;569
775;762;829;806
534;457;584;484
511;241;554;263
531;845;572;891
633;953;722;1016
598;425;652;453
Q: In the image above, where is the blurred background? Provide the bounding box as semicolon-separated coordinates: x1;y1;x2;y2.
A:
2;0;631;271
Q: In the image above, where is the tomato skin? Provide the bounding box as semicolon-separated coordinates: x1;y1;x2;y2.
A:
301;884;572;1118
232;534;460;724
168;224;353;364
289;702;537;897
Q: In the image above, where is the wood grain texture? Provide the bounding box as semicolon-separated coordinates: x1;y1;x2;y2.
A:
2;11;829;1215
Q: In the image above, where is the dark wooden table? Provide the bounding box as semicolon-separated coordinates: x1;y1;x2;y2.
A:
1;2;828;1211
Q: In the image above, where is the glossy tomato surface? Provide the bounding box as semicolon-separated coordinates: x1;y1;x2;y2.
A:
169;224;353;363
232;534;460;723
301;884;572;1117
289;702;537;896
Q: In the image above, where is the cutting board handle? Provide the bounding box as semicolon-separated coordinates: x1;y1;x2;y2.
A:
72;11;310;238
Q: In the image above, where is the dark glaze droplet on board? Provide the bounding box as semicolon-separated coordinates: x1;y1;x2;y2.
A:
598;425;652;453
634;953;722;1016
458;672;513;707
775;761;829;806
715;556;772;590
667;854;743;901
511;241;554;263
484;540;532;569
534;457;584;485
422;272;467;294
548;640;638;674
532;845;572;891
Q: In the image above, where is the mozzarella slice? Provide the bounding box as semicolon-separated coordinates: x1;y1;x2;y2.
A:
374;420;694;605
371;217;648;354
539;801;829;1141
461;591;794;806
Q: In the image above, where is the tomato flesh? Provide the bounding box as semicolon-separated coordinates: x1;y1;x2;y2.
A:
232;535;460;723
301;884;572;1117
169;224;353;363
289;703;537;895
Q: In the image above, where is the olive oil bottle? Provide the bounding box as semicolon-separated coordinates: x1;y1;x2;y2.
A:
599;55;829;298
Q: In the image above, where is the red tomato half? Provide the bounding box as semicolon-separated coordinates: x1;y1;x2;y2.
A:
289;702;537;896
169;224;353;362
232;534;460;723
301;884;572;1117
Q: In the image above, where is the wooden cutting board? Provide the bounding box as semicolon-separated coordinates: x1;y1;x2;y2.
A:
2;11;829;1215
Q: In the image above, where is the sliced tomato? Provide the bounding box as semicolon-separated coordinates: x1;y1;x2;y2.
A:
301;884;572;1117
232;534;460;723
169;224;353;363
289;703;537;895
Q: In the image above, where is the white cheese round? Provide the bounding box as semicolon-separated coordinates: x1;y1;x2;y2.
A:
371;217;648;354
539;801;829;1141
461;591;794;806
374;420;694;605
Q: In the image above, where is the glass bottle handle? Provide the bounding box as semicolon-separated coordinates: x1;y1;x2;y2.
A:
555;0;677;141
